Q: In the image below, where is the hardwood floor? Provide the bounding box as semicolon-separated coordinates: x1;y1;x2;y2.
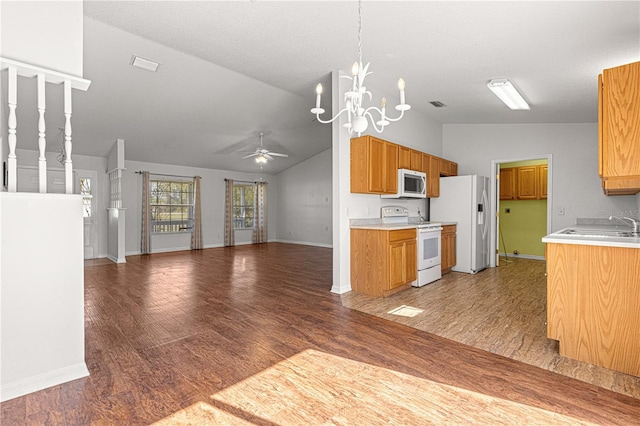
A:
342;257;640;400
2;244;639;424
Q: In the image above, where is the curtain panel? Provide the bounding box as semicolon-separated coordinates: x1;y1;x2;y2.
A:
253;182;268;244
141;171;151;254
191;176;203;250
224;179;235;246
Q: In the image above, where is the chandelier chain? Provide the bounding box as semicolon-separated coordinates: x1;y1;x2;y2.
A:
357;0;363;65
310;0;410;136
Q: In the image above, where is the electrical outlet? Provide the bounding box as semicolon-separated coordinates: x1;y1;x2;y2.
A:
558;207;565;216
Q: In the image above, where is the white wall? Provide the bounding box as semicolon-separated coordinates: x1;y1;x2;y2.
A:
1;1;84;76
443;123;638;231
332;70;445;293
274;148;332;247
15;148;110;257
0;192;89;402
123;160;278;255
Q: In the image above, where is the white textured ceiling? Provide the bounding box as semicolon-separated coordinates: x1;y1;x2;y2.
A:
9;1;640;173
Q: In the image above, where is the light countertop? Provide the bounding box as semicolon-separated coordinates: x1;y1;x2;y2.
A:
350;221;457;231
542;224;640;249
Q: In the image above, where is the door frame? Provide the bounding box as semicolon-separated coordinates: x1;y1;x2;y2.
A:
489;154;553;267
75;169;99;259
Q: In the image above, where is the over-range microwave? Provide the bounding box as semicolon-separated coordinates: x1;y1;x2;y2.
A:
381;169;427;199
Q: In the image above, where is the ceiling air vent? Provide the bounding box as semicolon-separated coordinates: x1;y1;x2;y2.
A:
429;101;446;108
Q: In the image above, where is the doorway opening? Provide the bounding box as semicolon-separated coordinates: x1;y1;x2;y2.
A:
489;155;552;267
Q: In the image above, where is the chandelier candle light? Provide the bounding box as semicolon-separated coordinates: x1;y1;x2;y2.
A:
311;0;410;136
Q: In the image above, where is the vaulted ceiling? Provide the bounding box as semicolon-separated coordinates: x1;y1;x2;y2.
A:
10;1;640;174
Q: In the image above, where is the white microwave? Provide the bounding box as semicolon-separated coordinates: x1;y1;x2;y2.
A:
381;169;427;199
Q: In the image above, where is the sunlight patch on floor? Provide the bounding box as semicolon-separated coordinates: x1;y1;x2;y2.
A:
387;304;424;317
152;349;598;425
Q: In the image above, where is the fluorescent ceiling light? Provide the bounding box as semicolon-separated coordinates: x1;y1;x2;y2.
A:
131;55;159;72
487;79;530;110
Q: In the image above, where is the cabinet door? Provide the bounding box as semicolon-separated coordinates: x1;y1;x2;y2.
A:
383;142;399;193
441;225;457;273
410;150;422;171
602;61;640;178
439;158;449;176
539;165;548;199
367;138;387;193
500;168;516;200
398;145;411;169
351;136;398;194
428;155;440;197
517;166;538;199
450;162;458;176
404;239;417;283
388;241;407;289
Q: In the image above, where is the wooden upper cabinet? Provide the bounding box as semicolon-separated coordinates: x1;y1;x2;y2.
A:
517;166;538;200
398;145;411;169
539;165;548;199
351;136;398;195
410;150;422;171
439;159;459;177
599;61;640;195
500;168;516;200
428;155;440;198
399;146;422;171
502;165;547;200
351;136;458;197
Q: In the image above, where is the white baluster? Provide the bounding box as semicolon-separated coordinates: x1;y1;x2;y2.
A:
37;73;47;193
64;80;73;194
7;67;18;192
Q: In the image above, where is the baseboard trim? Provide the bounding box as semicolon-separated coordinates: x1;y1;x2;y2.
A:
499;252;545;261
0;363;90;402
125;240;333;256
106;254;126;264
272;239;333;248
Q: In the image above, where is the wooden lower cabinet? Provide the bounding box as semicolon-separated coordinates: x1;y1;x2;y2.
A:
351;228;417;297
441;225;457;274
546;242;640;377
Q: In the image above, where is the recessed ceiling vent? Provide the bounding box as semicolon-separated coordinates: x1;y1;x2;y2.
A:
429;101;446;108
130;55;160;72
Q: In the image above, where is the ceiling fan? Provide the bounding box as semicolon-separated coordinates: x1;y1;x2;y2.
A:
241;132;289;164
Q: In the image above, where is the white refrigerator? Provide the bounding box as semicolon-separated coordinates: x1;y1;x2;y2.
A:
430;175;490;274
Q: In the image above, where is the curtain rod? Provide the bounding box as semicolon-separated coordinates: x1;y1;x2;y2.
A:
135;171;197;180
224;178;261;185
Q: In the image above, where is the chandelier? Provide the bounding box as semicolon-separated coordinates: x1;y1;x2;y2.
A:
311;0;410;136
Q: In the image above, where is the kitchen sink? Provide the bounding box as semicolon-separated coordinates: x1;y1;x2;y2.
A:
557;228;636;238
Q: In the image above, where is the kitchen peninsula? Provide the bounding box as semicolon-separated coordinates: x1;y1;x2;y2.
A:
543;220;640;377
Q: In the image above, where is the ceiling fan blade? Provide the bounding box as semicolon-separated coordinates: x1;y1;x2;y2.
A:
263;153;274;160
242;152;259;159
268;152;288;157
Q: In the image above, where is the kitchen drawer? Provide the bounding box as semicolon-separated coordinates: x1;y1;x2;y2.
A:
388;228;416;242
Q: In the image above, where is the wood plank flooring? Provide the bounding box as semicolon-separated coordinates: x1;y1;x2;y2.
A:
2;244;639;424
342;257;640;399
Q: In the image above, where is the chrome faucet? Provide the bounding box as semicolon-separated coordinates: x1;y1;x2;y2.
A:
609;216;640;235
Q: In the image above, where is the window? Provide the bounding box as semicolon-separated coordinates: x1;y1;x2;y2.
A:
233;183;255;229
150;179;194;233
79;177;92;218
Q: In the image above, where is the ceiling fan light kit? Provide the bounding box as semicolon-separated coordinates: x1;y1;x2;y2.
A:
241;132;288;166
311;0;410;136
487;79;530;110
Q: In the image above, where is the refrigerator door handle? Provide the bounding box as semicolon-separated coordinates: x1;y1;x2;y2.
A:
481;189;489;240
